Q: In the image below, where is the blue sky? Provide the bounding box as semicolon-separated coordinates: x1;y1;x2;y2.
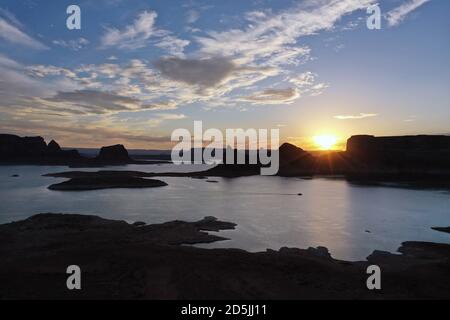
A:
0;0;448;149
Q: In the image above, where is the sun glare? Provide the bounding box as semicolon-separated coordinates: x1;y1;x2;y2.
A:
313;135;338;150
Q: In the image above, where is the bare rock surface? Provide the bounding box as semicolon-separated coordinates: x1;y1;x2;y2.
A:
0;213;449;299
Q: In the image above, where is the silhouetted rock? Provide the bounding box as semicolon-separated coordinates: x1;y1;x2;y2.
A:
191;135;450;181
48;176;167;191
279;142;306;165
96;144;131;163
0;133;167;166
2;213;448;299
47;140;61;153
44;171;168;191
0;134;81;164
432;227;450;234
0;134;47;158
347;135;450;168
307;246;332;258
347;135;450;154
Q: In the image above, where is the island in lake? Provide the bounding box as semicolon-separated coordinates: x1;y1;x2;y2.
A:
32;133;450;191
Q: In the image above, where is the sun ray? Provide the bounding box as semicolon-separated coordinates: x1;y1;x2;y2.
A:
313;135;338;150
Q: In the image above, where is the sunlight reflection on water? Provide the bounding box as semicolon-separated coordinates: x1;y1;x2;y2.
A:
0;164;449;261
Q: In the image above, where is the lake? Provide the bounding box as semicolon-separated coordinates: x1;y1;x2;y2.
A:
0;164;449;261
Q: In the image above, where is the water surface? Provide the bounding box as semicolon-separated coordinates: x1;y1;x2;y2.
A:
0;164;449;261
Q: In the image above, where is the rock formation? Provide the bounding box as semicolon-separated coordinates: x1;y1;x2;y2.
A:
0;134;81;164
96;144;131;163
47;140;61;153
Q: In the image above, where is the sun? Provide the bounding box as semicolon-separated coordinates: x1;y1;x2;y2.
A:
313;135;338;150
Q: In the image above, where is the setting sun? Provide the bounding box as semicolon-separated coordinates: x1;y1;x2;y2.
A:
313;135;338;150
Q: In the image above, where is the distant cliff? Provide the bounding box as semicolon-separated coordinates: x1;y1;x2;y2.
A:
346;135;450;169
0;134;157;166
0;134;82;164
199;135;450;181
96;144;131;164
3;132;450;181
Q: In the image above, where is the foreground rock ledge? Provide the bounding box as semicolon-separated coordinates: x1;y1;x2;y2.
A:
0;214;449;300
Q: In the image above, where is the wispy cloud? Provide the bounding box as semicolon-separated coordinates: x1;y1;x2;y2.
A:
52;38;89;51
0;10;47;49
101;11;162;49
186;9;200;24
195;0;374;65
100;10;189;56
334;113;378;120
154;36;190;58
386;0;431;27
187;0;372;104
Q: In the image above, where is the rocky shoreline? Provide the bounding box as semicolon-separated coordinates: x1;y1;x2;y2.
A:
0;213;449;299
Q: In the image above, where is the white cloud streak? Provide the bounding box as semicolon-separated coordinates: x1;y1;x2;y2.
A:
101;11;161;49
0;14;47;50
334;113;378;120
52;38;89;51
100;10;189;57
386;0;431;27
196;0;375;65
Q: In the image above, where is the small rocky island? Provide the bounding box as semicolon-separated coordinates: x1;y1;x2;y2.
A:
432;227;450;234
0;213;449;299
48;176;168;191
45;170;168;191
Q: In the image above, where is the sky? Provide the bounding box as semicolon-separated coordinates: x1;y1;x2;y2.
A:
0;0;448;150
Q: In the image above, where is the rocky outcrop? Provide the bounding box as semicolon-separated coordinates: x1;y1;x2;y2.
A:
0;133;160;166
279;142;307;165
346;135;450;168
0;134;47;158
432;227;450;234
47;140;61;153
347;135;450;154
96;144;131;163
278;143;317;176
123;135;450;181
48;176;168;191
0;134;81;164
0;213;449;299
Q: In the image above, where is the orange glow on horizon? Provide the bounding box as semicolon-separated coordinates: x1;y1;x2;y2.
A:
313;135;339;150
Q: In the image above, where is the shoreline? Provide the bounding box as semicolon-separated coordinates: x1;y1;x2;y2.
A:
42;169;450;191
1;213;449;299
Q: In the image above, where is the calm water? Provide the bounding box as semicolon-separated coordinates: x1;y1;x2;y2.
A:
0;164;449;261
